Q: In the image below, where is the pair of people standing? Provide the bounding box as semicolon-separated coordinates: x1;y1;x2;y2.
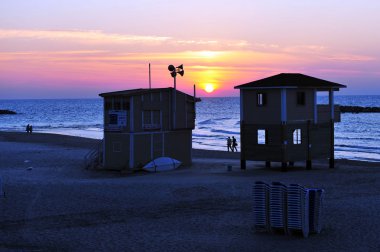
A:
26;124;33;134
227;136;238;152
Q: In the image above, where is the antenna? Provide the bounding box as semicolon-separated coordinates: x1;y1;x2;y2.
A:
168;64;184;130
149;63;151;89
194;83;196;116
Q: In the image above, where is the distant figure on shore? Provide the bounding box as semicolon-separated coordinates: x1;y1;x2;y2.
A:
26;124;33;134
227;137;232;152
232;136;238;152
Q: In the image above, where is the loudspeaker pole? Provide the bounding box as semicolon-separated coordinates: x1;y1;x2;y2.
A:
149;63;151;89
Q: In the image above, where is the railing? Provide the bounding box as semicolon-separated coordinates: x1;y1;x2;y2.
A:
84;139;103;170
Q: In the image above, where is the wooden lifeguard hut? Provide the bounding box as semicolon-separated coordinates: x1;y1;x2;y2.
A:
234;73;346;171
99;87;197;170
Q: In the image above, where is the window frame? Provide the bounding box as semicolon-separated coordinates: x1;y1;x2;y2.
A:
257;129;268;145
257;92;267;106
293;129;302;144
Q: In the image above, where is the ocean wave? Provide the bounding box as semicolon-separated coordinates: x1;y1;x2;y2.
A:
213;117;233;121
193;141;225;148
335;144;380;151
197;119;217;125
335;136;379;141
193;133;219;138
193;134;228;139
36;124;102;129
335;151;380;162
210;129;240;135
335;148;380;156
197;118;237;125
0;124;103;131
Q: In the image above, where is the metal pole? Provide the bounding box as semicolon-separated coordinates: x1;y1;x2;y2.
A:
193;84;196;115
329;89;335;168
307;120;312;169
149;63;151;89
173;76;177;129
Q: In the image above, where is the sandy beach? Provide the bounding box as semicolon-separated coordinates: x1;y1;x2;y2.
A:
1;132;380;251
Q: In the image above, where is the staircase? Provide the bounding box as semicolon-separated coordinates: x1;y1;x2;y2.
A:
84;139;103;170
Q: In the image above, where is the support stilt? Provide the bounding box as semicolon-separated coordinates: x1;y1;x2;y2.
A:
329;158;334;169
306;160;312;170
241;159;246;170
281;162;287;172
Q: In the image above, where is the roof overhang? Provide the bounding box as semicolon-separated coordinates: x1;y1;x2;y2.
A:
235;86;343;91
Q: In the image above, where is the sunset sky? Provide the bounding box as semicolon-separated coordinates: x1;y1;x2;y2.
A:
1;0;380;98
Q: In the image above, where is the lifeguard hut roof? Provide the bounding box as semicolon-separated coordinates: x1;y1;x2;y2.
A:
99;87;193;98
234;73;347;90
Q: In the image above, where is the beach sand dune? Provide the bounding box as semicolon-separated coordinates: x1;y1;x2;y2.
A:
1;132;380;251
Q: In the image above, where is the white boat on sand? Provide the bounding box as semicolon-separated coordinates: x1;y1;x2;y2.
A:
143;157;181;172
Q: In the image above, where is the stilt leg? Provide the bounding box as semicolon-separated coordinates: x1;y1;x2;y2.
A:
306;160;312;170
329;158;334;169
241;159;246;170
281;162;287;172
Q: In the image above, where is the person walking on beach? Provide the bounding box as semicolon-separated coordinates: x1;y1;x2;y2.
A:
227;137;232;152
232;136;238;152
29;125;33;134
26;124;30;133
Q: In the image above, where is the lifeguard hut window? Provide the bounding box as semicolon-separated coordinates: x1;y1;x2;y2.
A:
258;129;267;144
293;129;302;144
142;110;161;130
297;92;306;105
106;110;127;131
257;93;267;106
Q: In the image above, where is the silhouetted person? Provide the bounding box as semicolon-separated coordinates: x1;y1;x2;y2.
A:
29;125;33;134
26;124;30;133
232;136;238;152
227;137;232;152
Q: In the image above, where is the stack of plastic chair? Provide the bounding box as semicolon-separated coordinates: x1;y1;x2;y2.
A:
308;188;324;234
287;184;310;238
269;182;287;233
252;181;324;238
252;181;270;232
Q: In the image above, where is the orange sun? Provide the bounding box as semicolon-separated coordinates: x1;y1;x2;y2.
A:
204;84;215;93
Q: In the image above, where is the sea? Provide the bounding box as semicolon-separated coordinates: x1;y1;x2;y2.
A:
1;96;379;162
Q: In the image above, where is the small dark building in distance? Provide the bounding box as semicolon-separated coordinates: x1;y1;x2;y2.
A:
99;88;197;170
234;73;346;171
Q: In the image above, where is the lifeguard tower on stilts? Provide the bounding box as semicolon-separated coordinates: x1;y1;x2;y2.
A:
235;73;346;171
